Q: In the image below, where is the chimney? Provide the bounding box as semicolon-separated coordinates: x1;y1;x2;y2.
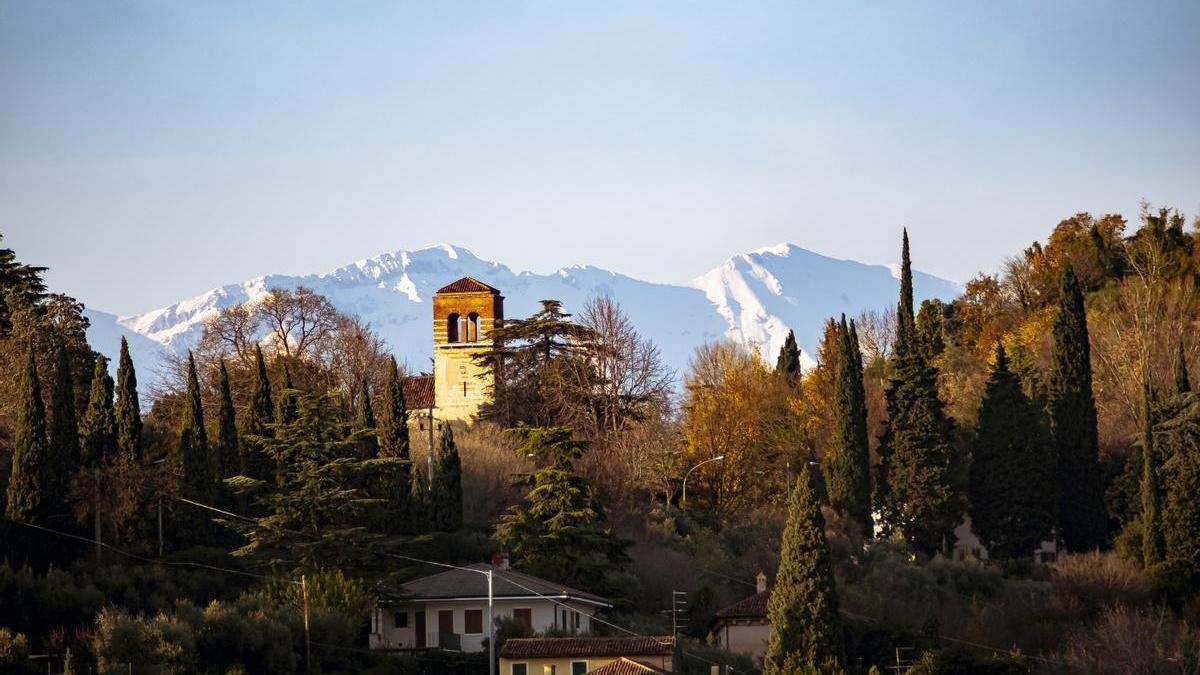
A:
755;571;767;593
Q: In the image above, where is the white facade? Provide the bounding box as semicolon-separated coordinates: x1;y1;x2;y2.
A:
370;597;601;653
950;514;1058;563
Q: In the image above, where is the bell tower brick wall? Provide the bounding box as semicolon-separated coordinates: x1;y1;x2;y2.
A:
431;278;503;422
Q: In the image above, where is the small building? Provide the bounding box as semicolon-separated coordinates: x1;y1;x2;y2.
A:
708;572;770;663
499;636;676;675
950;514;1058;563
370;562;613;653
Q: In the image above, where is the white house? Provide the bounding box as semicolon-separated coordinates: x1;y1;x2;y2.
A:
369;562;613;653
707;572;770;663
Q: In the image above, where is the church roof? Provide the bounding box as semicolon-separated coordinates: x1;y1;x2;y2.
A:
436;277;500;295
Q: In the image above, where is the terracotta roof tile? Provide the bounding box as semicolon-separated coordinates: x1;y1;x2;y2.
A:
586;658;672;675
500;636;675;660
401;375;434;410
436;277;500;295
714;589;770;619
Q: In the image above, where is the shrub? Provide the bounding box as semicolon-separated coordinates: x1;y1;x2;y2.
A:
1049;551;1151;612
1057;605;1199;673
0;627;35;675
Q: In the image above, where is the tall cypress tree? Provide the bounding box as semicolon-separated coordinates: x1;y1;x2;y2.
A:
216;359;239;479
276;360;298;425
410;462;430;533
239;344;275;480
173;352;214;500
968;345;1056;560
1159;392;1200;576
354;379;379;459
430;424;463;531
763;466;842;673
775;330;801;382
80;355;116;467
1047;264;1106;552
114;337;142;461
6;350;50;523
878;230;960;554
46;344;80;516
1140;382;1164;565
1176;337;1191;395
378;358;412;533
824;317;872;534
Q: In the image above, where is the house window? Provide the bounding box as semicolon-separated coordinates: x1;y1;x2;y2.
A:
571;662;588;675
512;608;532;629
511;664;527;675
464;609;483;634
573;612;580;630
393;611;408;628
447;313;461;342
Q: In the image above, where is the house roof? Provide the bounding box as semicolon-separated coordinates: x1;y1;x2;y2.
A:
384;564;612;608
402;374;435;409
586;658;672;675
436;277;500;295
500;636;675;660
713;589;770;620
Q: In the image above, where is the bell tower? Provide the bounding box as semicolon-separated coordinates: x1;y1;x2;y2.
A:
432;277;503;422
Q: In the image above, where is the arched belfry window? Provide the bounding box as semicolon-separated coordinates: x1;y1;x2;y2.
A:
467;313;480;342
446;313;460;343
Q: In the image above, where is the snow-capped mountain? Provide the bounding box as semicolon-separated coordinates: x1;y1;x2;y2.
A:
85;243;960;387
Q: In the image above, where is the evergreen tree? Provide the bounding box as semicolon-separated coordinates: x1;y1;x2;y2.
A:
409;462;430;533
430;424;463;531
494;426;628;592
763;466;842;673
1007;335;1042;403
915;299;945;358
0;235;48;334
775;330;802;382
878;230;960;554
1159;393;1200;575
1176;337;1191;395
354;378;378;459
1140;382;1164;565
80;355;115;467
239;344;275;480
114;337;142;461
967;345;1056;560
216;359;239;479
6;350;49;523
46;343;80;516
173;352;214;500
1046;264;1106;552
276;360;298;426
824;317;871;534
377;358;413;533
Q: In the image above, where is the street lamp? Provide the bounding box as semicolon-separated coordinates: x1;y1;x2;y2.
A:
681;455;725;508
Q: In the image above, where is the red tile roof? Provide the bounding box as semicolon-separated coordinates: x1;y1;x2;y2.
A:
714;589;770;619
586;658;672;675
402;375;434;409
500;636;675;660
436;277;500;295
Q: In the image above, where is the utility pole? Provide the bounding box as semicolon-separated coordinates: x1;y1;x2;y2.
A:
486;570;496;675
670;590;687;637
157;495;163;557
301;574;312;674
93;466;102;560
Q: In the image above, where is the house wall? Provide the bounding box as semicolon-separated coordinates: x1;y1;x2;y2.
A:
713;621;769;661
499;654;674;675
371;598;599;653
951;514;1058;562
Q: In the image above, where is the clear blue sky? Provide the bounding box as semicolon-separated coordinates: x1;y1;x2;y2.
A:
2;1;1197;315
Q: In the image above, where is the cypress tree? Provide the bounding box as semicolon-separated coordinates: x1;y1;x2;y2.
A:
276;360;298;425
46;344;81;515
1140;382;1164;565
824;317;872;534
354;379;379;459
6;349;50;523
967;345;1056;560
378;358;413;533
80;355;116;467
173;352;214;500
216;359;239;479
430;424;463;531
114;337;142;461
1160;394;1200;575
410;462;429;533
775;330;801;382
1176;337;1191;395
1047;263;1106;552
763;466;842;673
878;230;960;555
239;344;275;480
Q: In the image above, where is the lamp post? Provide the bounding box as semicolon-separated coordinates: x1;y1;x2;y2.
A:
681;455;725;508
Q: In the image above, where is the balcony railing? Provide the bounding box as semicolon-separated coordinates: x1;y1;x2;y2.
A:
428;632;462;651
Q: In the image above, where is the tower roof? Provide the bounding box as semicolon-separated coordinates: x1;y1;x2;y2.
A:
436;277;500;295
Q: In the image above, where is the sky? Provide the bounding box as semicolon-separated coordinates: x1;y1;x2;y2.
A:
1;1;1198;316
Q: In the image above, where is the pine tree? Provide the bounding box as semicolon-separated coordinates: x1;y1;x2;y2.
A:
775;330;802;382
46;343;80;516
377;358;413;533
878;230;960;554
1176;337;1191;395
114;337;142;462
239;344;275;480
6;350;50;523
80;355;115;467
763;466;842;673
824;317;871;534
430;424;462;531
968;345;1056;560
1047;264;1106;552
173;352;214;501
276;360;298;426
354;379;379;459
216;359;239;479
1140;382;1165;565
